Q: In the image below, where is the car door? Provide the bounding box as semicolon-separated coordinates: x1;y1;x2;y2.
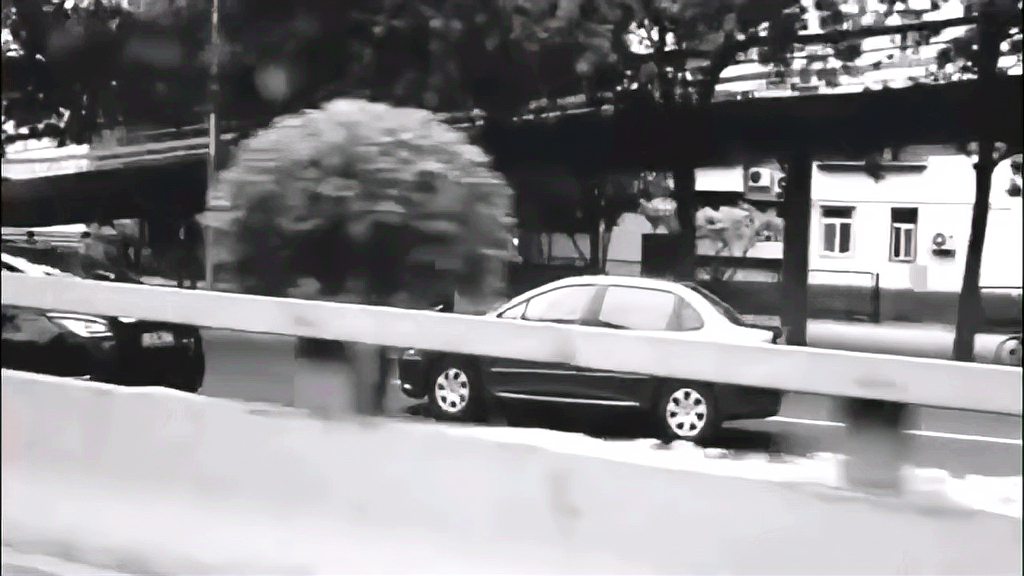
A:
485;284;600;398
570;285;706;407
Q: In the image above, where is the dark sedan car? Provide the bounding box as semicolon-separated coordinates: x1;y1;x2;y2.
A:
2;251;205;392
398;275;783;443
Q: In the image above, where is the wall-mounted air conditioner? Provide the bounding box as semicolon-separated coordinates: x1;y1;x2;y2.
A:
931;232;956;256
746;168;773;190
773;175;787;200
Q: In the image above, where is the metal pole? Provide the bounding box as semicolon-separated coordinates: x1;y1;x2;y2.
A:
204;0;221;289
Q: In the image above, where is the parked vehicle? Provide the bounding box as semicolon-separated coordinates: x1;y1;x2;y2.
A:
1;250;205;393
398;275;783;443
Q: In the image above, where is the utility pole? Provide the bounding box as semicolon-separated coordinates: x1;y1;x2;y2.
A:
204;0;224;289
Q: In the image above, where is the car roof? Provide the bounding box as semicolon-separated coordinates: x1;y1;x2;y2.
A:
499;275;700;313
542;274;697;292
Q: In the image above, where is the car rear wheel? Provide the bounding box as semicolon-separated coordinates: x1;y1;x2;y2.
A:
656;383;720;444
427;359;485;422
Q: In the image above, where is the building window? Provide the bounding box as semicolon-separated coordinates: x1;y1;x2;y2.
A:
821;206;854;256
890;207;918;262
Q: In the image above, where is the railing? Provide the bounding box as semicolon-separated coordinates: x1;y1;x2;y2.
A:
2;272;1019;415
1;133;241;179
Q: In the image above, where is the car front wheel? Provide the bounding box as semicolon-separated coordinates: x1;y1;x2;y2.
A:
656;383;720;444
427;360;485;422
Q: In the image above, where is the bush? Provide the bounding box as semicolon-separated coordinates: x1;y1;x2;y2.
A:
204;99;516;310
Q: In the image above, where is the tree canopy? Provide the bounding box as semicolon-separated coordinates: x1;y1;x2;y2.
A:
5;0;1017;151
2;0;809;146
205;98;515;310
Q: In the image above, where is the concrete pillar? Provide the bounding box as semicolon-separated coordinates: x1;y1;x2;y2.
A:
839;398;910;495
780;155;812;347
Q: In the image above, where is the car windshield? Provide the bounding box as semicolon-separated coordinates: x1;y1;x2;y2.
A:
1;244;141;284
1;251;72;277
684;283;747;326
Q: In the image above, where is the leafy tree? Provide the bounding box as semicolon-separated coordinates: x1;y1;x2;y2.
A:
204;98;515;415
1;1;802;149
2;0;139;146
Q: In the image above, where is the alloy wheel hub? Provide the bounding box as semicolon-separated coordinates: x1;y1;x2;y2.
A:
435;368;469;413
666;388;708;438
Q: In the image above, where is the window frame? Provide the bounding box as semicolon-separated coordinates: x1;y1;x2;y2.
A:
890;222;917;262
820;205;856;257
889;207;918;263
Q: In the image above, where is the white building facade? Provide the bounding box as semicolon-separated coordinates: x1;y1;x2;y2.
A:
809;153;1022;293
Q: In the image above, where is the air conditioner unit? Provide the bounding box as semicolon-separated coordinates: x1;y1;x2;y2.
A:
746;168;774;190
773;175;787;200
931;232;957;256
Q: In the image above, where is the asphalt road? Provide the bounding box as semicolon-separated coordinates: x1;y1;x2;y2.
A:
1;548;121;576
199;329;1022;478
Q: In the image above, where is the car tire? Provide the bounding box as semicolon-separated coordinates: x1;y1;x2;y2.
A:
427;359;485;422
655;383;721;445
184;348;206;394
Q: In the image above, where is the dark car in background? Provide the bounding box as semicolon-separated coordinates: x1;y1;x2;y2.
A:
2;249;205;392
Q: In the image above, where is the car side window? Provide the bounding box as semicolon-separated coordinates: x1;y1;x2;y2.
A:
676;298;705;331
521;285;596;324
498;302;527;319
598;286;701;331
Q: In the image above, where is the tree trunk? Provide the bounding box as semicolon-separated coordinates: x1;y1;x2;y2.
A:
953;10;1001;362
292;338;386;418
671;167;698;281
954;140;995;361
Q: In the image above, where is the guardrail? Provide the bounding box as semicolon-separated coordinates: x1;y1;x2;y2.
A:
1;134;241;179
2;273;1020;415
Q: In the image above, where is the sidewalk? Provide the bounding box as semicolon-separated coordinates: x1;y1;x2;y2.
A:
806;319;1017;364
738;314;1016;364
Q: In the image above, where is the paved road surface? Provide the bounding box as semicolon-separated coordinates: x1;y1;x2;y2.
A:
200;330;1022;478
1;549;122;576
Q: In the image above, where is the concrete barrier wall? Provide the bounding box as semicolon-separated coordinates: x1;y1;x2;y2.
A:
4;274;1021;414
3;370;1021;574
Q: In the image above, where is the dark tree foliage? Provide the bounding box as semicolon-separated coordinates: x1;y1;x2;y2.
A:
1;1;807;146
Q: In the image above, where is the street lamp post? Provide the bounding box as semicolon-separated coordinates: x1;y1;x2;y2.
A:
204;0;223;288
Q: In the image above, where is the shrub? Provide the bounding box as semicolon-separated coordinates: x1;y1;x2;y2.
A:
205;99;516;311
